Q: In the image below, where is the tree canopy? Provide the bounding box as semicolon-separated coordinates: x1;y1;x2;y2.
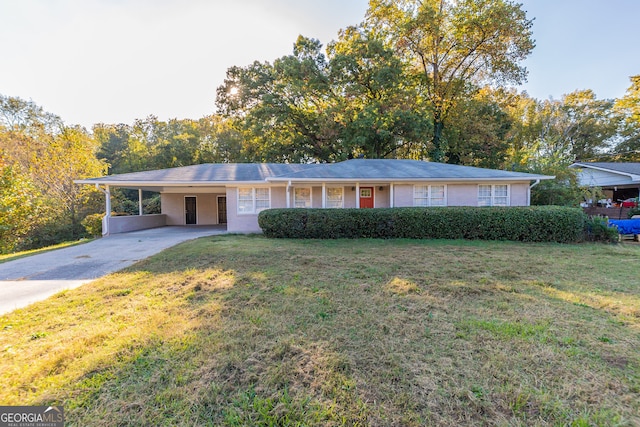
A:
365;0;535;162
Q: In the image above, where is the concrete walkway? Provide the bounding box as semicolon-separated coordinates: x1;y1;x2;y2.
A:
0;226;226;315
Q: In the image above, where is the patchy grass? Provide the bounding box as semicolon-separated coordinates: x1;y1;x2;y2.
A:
0;236;639;426
0;239;93;264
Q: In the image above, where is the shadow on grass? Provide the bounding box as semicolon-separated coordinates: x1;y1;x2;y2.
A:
1;235;638;426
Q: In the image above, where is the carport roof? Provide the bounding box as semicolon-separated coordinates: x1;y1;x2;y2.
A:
570;162;640;180
76;159;552;187
76;163;319;185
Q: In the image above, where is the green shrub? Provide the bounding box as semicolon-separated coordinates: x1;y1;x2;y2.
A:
627;208;640;219
258;206;586;243
81;213;104;237
583;216;619;243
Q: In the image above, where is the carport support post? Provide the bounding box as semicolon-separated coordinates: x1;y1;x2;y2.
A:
96;184;111;236
138;188;143;215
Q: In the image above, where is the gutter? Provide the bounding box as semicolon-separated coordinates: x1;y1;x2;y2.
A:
266;176;555;184
528;179;541;206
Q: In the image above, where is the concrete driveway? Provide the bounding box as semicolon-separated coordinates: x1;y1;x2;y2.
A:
0;226;226;315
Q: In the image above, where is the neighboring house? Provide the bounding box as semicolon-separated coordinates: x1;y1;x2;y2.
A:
75;159;553;235
569;162;640;204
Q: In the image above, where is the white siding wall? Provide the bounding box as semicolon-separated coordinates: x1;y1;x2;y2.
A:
510;183;529;206
576;168;635;187
376;186;390;208
394;184;414;207
447;184;478;206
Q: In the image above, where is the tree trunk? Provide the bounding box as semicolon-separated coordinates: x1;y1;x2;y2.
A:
431;108;445;163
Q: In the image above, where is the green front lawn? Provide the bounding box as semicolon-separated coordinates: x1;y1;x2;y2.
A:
1;236;638;426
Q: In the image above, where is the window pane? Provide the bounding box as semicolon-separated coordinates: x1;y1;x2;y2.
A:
431;186;445;198
294;188;311;208
255;188;270;212
478;185;491;197
431;198;445;206
414;185;428;198
414;185;428;207
238;188;253;213
326;187;343;208
494;185;508;197
493;196;508;207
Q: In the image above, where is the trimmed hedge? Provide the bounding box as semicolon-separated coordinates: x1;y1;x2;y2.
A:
258;206;586;243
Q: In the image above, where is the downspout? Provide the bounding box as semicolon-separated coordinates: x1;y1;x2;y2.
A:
96;184;111;236
528;179;540;206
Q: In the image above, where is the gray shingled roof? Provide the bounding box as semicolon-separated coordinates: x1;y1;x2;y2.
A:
77;163;319;184
267;159;550;181
76;159;551;185
571;162;640;177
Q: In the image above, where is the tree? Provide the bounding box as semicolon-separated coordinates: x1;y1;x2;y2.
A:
0;162;47;253
216;32;433;162
329;25;431;158
217;36;340;162
614;75;640;160
196;115;246;163
365;0;535;162
94;123;131;174
1;94;106;250
444;87;513;168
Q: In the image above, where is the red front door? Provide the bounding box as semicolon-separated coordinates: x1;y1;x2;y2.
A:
359;187;374;208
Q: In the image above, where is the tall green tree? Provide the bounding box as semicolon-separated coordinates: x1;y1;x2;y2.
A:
1;94;106;251
0;161;47;253
217;32;432;161
329;25;431;158
614;75;640;160
365;0;535;162
196;115;246;163
444;87;513;168
217;36;340;162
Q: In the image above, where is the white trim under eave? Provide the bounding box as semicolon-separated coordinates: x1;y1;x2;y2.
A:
266;176;554;183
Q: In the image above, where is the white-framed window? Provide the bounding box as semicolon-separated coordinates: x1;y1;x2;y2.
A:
478;184;509;206
326;187;343;208
237;187;271;214
413;185;447;207
294;187;312;208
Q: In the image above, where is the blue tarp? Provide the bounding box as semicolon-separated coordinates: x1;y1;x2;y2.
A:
609;219;640;234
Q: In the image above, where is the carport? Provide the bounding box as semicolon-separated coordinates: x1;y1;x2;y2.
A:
75;167;230;235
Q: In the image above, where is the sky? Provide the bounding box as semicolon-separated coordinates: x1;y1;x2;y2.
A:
1;0;639;129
